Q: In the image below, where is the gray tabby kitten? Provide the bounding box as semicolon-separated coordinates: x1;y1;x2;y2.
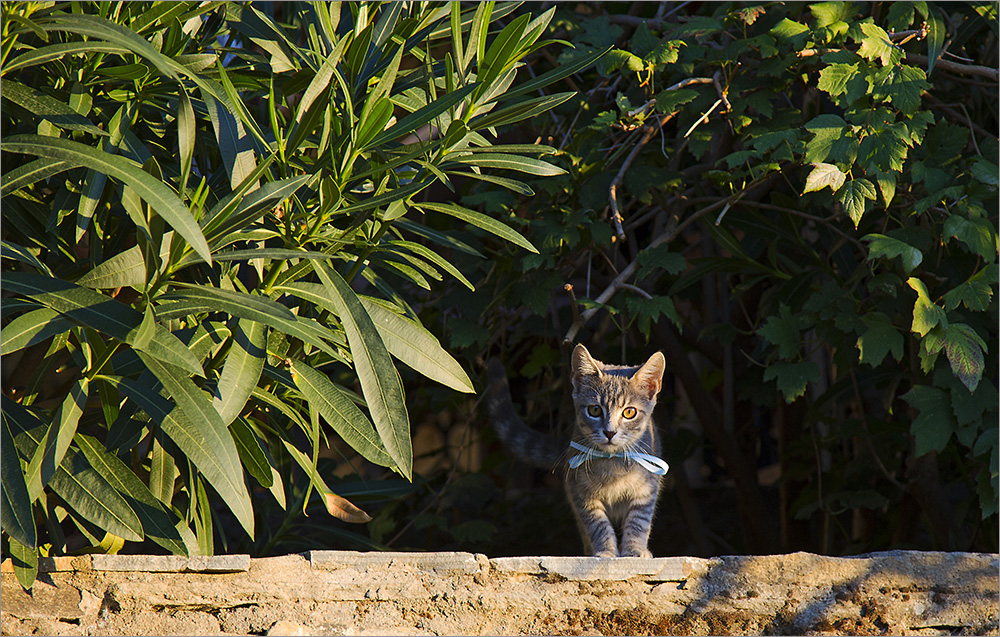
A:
486;343;667;558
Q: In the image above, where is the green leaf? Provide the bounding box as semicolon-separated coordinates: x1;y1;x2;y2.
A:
1;135;211;265
907;277;947;337
856;312;904;366
314;263;412;480
863;233;923;273
78;236;172;289
213;319;266;427
940;323;988;393
288;361;394;468
902;385;956;456
4;272;203;375
25;379;88;501
942;265;997;311
803;114;856;165
369;83;478;149
856;22;902;66
415;202;537;253
360;296;475;394
0;158;71;197
0;307;73;355
107;363;254;539
229;417;273;489
943;214;997;263
763;361;820;402
836;178;876;228
7;536;37;591
803;162;847;194
446;152;565;176
816;63;859;98
1;415;35;550
472;92;576;130
3;41;130;74
0;79;106;136
5;397;144;543
74;434;187;556
203;175;310;246
759;305;802;358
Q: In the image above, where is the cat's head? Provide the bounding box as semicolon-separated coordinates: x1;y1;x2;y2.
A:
570;344;666;449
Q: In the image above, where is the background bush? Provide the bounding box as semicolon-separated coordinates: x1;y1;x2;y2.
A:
2;0;997;582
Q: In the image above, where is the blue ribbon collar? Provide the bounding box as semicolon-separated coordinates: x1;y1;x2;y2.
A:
567;440;669;476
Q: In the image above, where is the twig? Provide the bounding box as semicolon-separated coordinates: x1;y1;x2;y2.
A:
712;70;731;112
618;283;653;299
564;283;582;327
608;111;678;242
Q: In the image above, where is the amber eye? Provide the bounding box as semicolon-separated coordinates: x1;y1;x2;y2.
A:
622;406;637;419
586;404;602;417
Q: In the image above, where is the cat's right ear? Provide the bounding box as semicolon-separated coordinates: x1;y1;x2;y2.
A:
571;343;602;383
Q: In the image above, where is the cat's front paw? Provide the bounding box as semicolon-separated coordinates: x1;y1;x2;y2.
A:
593;549;618;558
621;548;653;558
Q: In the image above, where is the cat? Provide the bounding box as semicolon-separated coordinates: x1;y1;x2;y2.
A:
486;343;668;558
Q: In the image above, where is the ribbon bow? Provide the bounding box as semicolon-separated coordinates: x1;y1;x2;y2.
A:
567;440;669;476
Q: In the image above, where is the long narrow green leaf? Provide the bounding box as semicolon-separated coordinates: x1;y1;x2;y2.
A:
368;82;478;149
446;152;565;176
1;158;71;196
4;397;143;543
5;272;202;375
25;379;88;501
155;298;343;361
415;201;537;253
486;47;609;104
470;92;576;130
0;307;73;355
7;536;37;591
361;296;475;393
288;361;394;468
314;263;412;480
112;358;255;539
77;242;161;290
148;436;176;506
386;240;474;289
213;319;266;427
203;175;310;245
75;434;188;556
1;415;35;550
0;79;107;136
229;417;273;488
3;41;130;74
204;91;256;191
2;135;211;264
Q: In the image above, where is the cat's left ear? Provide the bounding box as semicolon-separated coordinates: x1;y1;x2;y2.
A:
631;351;666;400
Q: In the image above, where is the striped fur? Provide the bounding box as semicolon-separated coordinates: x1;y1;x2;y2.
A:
486;344;666;557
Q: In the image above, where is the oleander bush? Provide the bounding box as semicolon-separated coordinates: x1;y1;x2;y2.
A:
0;0;599;589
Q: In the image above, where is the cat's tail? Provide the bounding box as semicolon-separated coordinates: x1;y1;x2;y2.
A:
485;357;567;470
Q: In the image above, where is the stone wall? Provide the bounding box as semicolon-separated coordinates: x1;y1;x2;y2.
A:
2;550;997;636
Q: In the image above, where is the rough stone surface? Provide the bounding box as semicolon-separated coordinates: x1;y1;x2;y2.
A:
1;550;996;636
91;554;250;573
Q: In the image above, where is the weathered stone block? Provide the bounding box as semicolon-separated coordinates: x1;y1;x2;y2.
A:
90;554;249;572
308;550;482;574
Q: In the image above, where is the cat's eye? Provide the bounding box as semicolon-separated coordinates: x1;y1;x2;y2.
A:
622;406;637;419
586;404;602;417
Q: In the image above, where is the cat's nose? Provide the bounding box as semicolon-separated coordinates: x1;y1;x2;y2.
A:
603;429;616;442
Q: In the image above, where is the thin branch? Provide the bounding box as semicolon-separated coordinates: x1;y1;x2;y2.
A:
905;51;999;82
608;111;677;242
